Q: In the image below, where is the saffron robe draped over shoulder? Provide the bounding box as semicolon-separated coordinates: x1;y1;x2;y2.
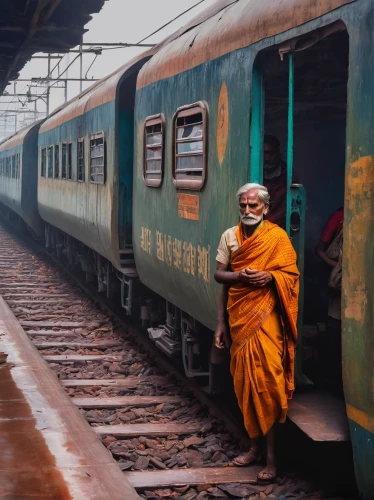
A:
227;220;299;438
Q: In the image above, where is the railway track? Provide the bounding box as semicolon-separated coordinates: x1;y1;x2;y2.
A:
0;221;350;500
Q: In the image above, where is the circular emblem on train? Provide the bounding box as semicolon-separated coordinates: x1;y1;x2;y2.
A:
217;82;229;166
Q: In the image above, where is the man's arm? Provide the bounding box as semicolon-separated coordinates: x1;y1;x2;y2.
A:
214;261;240;285
214;285;231;349
214;261;272;287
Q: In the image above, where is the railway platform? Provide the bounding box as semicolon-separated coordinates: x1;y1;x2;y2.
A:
0;296;139;500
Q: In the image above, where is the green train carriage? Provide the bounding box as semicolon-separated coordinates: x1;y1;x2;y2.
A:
133;0;374;497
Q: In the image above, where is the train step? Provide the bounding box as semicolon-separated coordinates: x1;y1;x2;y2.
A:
288;391;350;442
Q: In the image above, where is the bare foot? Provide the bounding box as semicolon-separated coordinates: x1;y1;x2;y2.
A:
257;462;277;484
233;448;261;467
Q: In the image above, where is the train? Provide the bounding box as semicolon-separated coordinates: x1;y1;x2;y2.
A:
0;0;373;497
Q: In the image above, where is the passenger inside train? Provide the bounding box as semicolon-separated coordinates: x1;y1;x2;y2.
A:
258;26;348;395
316;208;344;394
263;134;298;229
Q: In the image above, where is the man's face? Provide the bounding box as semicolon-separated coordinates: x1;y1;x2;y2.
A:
239;189;268;226
264;142;280;170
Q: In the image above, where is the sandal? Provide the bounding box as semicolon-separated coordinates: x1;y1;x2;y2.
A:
232;448;262;467
257;464;277;485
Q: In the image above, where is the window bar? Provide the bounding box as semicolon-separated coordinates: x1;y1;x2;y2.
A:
249;64;264;184
286;52;294;236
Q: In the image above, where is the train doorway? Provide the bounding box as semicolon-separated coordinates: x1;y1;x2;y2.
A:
250;23;350;441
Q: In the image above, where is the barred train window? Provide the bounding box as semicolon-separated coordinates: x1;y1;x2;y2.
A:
77;138;85;182
47;146;53;178
67;141;72;180
11;155;15;178
54;144;60;178
144;114;165;187
16;153;20;179
173;102;207;190
90;133;105;184
41;148;46;177
61;142;67;179
6;157;11;178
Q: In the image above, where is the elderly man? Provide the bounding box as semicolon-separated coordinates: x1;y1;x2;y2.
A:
214;183;299;484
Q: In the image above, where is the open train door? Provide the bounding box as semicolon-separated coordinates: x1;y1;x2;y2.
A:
249;55;309;389
249;23;351;445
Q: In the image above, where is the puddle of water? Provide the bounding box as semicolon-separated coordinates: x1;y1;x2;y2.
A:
0;365;72;499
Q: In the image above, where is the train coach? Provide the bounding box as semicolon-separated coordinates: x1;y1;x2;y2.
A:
132;2;373;496
37;53;154;289
0;121;44;238
0;0;373;497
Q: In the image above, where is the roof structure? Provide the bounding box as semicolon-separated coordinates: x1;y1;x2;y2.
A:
137;0;355;88
0;0;108;95
9;0;357;137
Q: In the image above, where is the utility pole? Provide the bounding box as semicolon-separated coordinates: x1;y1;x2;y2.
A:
14;82;17;132
1;41;155;138
46;53;51;116
80;45;83;94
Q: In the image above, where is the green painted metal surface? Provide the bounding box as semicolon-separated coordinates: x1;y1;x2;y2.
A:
286;53;294;236
134;49;255;331
348;419;374;500
119;109;134;248
249;64;264;184
342;1;374;496
133;2;374;495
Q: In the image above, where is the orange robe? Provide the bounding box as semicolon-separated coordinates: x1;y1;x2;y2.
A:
228;221;299;438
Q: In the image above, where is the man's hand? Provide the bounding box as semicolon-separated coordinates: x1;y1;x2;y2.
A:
238;268;272;287
214;322;231;349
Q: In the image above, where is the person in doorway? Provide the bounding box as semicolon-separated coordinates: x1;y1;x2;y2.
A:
316;208;344;392
263;134;290;228
214;183;299;484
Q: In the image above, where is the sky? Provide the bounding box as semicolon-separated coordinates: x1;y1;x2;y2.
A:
0;0;216;140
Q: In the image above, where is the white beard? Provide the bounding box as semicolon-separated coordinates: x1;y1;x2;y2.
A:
240;213;263;226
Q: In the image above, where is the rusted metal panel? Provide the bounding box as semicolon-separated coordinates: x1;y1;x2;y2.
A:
338;1;374;497
137;0;355;89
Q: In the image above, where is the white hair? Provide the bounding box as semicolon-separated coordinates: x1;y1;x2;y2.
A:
236;183;270;204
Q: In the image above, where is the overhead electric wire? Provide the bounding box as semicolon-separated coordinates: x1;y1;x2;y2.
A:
1;0;209;138
137;0;207;44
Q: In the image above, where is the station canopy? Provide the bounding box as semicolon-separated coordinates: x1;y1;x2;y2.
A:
0;0;107;95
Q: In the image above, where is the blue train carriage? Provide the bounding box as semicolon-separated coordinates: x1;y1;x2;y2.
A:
0;121;44;238
37;52;153;295
133;0;374;497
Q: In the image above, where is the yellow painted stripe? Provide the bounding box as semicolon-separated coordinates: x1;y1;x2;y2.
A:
347;404;374;433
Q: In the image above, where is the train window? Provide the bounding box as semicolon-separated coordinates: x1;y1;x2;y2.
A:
54;144;60;178
11;155;15;178
77;138;85;182
15;153;20;179
173;102;207;190
61;142;67;179
41;148;47;177
6;157;11;178
90;133;105;184
67;141;72;180
144;114;165;187
47;146;53;178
